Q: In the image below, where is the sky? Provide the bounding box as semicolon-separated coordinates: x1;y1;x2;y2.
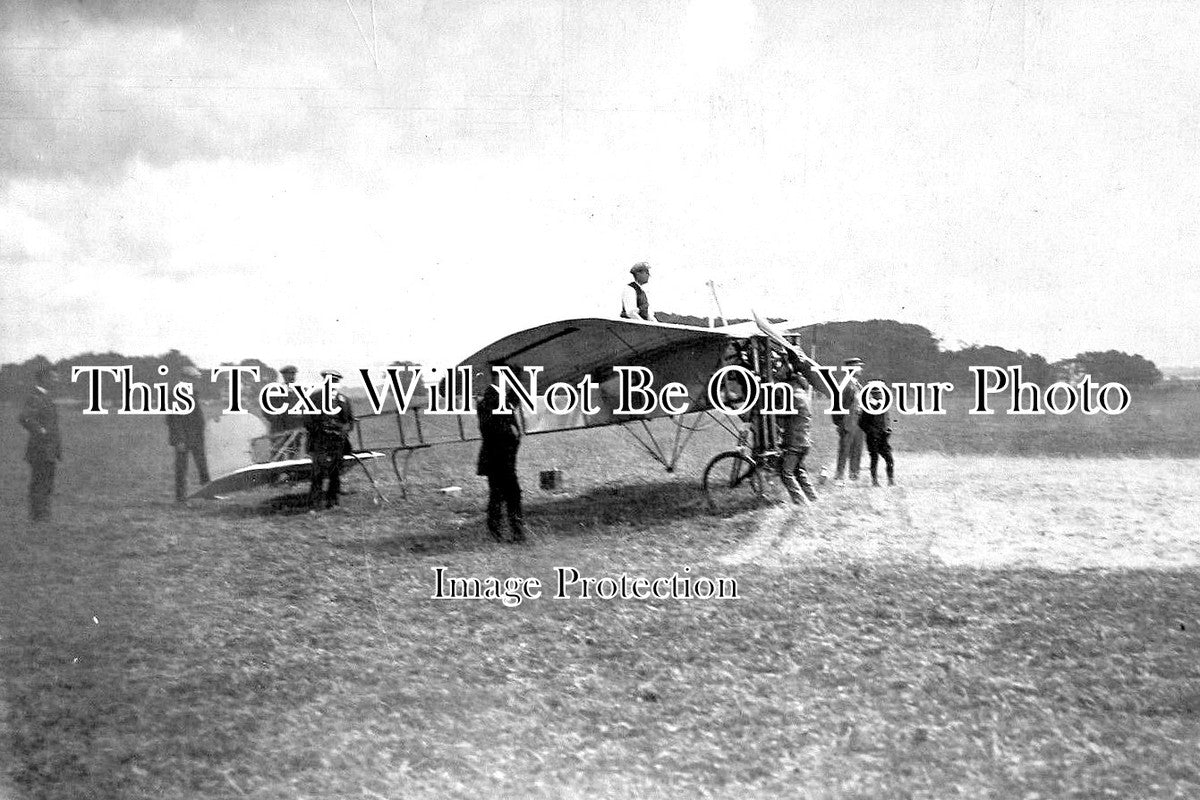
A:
2;0;1199;380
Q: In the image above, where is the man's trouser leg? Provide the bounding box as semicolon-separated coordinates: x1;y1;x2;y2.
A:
192;444;211;486
326;462;342;507
174;449;189;502
29;460;55;520
486;475;505;538
308;461;326;508
834;425;849;479
878;434;894;483
846;424;863;480
780;447;816;504
309;439;340;508
503;470;525;538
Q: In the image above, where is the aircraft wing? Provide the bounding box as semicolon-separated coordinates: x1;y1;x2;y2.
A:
458;317;747;433
188;452;385;500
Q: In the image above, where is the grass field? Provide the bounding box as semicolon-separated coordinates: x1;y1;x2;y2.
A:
3;396;1200;799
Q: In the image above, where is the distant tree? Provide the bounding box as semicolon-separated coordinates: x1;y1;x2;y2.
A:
656;311;710;327
793;320;946;382
208;358;282;413
0;356;52;401
236;358;277;384
0;363;22;401
0;351;208;405
1059;350;1162;386
944;345;1056;386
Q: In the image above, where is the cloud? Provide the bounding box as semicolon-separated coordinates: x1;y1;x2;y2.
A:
2;3;334;179
2;0;203;27
1;0;591;181
3;0;1200;367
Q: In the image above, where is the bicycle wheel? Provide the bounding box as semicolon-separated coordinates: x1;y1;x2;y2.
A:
702;451;766;513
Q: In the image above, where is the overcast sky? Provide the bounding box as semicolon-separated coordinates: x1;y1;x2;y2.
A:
2;0;1198;378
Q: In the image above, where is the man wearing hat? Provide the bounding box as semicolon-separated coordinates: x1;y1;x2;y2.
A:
832;357;865;481
305;369;355;510
19;365;62;521
620;262;657;322
268;365;305;457
167;365;211;503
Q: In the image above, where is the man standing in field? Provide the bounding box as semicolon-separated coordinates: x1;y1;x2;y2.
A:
305;369;354;511
19;366;62;522
476;362;526;542
832;356;865;481
858;385;895;486
778;357;818;505
620;262;658;322
167;365;211;503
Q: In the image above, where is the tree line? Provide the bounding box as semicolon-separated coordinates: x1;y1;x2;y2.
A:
0;319;1165;402
0;351;283;404
656;314;1163;387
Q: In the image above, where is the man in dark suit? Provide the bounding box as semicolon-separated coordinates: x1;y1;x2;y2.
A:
858;385;895;486
305;369;354;510
167;365;211;503
19;366;62;521
476;362;526;542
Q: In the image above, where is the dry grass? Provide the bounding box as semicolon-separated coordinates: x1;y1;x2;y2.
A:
2;400;1200;799
891;388;1200;457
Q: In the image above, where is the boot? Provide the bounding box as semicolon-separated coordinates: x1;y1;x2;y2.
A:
509;517;527;543
486;512;504;541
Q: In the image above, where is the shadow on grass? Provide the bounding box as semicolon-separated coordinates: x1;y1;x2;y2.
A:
345;527;501;557
530;478;729;528
195;489;313;518
345;478;757;558
200;487;394;519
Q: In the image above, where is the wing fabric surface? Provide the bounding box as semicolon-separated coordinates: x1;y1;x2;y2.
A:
458;318;742;434
191;320;754;498
188;453;384;500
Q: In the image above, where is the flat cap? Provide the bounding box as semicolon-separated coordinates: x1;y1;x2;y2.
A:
843;357;864;367
279;365;298;375
320;369;344;380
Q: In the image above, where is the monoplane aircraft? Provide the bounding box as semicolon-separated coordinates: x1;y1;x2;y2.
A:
189;315;824;508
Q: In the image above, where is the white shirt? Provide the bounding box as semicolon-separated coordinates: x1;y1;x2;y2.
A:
621;282;656;322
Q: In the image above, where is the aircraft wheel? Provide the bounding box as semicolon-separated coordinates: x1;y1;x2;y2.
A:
702;451;765;513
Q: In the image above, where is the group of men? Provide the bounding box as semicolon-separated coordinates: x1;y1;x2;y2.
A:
15;359;488;524
171;365;357;510
775;353;895;507
616;257;893;501
165;364;354;511
19;263;892;530
829;357;895;488
20;260;655;527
